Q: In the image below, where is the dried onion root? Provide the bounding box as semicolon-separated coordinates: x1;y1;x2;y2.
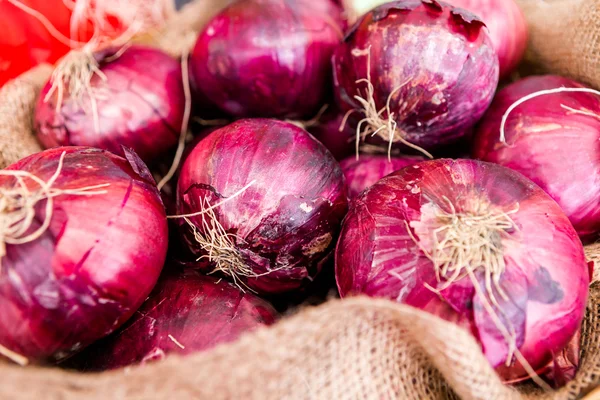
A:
0;151;109;261
341;47;433;161
336;159;588;386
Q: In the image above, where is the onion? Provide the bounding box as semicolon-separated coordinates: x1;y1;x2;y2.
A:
176;119;348;294
68;268;277;371
189;0;344;119
472;76;600;241
332;0;499;155
445;0;527;78
306;108;355;161
0;147;168;363
340;154;424;198
35;46;186;163
335;159;589;382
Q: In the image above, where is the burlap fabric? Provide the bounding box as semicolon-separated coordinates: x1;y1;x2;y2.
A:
2;1;600;399
0;63;52;169
516;0;600;89
0;247;598;400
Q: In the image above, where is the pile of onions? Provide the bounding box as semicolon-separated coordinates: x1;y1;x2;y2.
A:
446;0;527;78
190;0;344;119
332;0;499;153
0;147;168;363
340;154;424;198
472;75;600;241
35;46;185;163
176;119;348;294
69;269;277;371
335;159;589;382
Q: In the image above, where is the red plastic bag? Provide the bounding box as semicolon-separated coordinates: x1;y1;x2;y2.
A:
0;0;73;87
0;0;171;87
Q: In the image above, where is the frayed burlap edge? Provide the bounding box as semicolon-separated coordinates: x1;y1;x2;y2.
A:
0;63;52;169
1;1;600;398
0;245;598;400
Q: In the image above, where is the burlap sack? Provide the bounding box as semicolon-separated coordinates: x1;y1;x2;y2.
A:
0;245;598;400
516;0;600;88
2;1;600;399
0;63;52;169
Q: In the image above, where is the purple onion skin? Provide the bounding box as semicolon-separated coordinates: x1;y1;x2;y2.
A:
340;154;425;198
35;46;185;163
177;119;348;294
69;269;277;371
0;147;168;362
190;0;344;119
307;109;355;161
473;76;600;242
335;159;589;381
446;0;528;78
332;0;499;150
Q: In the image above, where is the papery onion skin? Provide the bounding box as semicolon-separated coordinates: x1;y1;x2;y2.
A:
177;119;348;294
332;0;499;150
35;46;185;163
335;159;589;381
190;0;344;119
445;0;527;78
340;154;424;198
0;147;168;362
68;269;277;371
472;75;600;241
307;109;355;161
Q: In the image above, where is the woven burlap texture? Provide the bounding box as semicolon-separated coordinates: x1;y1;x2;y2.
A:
0;63;52;169
0;245;597;400
1;1;600;399
516;0;600;88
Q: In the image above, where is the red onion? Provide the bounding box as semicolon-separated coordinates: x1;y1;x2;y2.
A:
340;154;424;198
335;159;589;382
35;46;185;163
472;76;600;241
68;269;277;371
0;147;168;363
190;0;343;119
446;0;527;78
332;0;499;154
176;119;348;294
306;108;355;161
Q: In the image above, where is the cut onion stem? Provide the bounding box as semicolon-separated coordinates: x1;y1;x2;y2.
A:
0;343;28;366
500;87;600;144
5;0;85;48
157;46;193;191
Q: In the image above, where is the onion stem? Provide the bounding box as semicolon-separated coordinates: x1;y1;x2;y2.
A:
500;87;600;144
5;0;85;48
0;343;28;366
167;180;256;219
157;44;193;191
